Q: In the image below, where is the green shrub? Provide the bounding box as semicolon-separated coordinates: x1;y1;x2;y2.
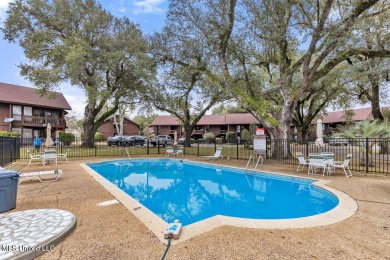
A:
59;133;75;146
0;131;20;137
215;138;222;144
241;129;251;142
95;132;104;142
226;131;236;143
203;132;215;143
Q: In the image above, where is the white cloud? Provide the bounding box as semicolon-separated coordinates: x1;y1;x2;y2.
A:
63;94;86;119
133;0;164;14
0;0;12;22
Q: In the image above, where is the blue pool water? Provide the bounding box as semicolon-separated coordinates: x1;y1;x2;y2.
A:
88;159;338;226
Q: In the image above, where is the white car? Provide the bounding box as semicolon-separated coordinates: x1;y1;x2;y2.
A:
329;138;349;146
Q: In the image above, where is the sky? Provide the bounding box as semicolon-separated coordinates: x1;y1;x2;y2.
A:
0;0;168;118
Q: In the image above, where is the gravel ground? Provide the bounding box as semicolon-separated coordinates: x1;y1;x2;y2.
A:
5;155;390;260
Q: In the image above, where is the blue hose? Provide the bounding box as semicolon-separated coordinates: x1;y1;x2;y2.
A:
161;237;172;260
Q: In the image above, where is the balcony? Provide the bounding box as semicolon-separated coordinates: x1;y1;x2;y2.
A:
192;129;204;135
22;116;66;128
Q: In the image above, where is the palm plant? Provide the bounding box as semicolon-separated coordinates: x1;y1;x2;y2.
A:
333;120;390;166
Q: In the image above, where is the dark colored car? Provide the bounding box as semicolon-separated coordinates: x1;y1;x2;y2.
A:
107;136;125;146
178;138;186;145
123;136;145;146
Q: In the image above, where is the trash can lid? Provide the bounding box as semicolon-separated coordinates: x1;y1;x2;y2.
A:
0;170;20;178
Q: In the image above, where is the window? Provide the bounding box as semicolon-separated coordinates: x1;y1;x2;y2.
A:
24;106;32;122
12;105;22;121
23;129;32;139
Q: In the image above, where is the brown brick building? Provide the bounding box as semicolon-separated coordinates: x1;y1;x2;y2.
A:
98;116;140;140
150;113;262;139
0;83;71;141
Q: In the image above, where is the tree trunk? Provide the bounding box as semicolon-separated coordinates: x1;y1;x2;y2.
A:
184;125;193;147
82;113;96;148
369;79;384;122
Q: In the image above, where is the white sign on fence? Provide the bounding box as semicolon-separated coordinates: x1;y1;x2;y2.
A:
253;136;266;154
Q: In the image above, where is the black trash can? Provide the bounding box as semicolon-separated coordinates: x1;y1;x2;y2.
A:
0;170;20;213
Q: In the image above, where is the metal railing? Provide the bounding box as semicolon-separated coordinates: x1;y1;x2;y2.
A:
0;137;20;167
15;137;389;174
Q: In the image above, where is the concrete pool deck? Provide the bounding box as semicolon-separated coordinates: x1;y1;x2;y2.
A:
4;156;390;259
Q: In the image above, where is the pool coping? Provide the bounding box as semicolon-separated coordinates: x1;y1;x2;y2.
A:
80;159;358;245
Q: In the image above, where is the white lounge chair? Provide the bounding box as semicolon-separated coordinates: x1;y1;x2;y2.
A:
57;149;69;163
19;169;63;183
202;147;223;160
27;150;43;166
332;154;353;177
296;152;309;171
321;152;335;174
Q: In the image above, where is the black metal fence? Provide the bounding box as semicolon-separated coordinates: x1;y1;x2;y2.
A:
16;137;390;174
0;137;20;167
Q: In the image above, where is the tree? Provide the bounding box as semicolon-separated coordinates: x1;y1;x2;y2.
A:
333;120;390;165
163;0;390;158
212;103;247;114
132;114;158;135
148;27;227;147
3;0;151;147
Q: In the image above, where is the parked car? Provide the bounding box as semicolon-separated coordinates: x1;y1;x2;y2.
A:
107;136;125;146
123;136;145;146
329;137;349;146
177;138;186;145
150;135;173;147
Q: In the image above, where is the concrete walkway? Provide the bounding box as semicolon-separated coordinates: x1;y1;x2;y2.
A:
6;156;390;259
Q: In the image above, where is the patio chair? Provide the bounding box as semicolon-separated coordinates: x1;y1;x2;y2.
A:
42;150;57;166
165;146;176;157
176;146;184;156
332;154;353;177
296;152;309;171
321;152;335;174
308;154;328;176
202;147;223;160
19;169;63;183
57;149;69;163
27;150;43;166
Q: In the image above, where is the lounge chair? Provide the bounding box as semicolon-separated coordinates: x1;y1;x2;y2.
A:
27;150;43;166
19;169;63;183
202;147;223;160
57;148;69;163
332;154;353;177
296;152;309;171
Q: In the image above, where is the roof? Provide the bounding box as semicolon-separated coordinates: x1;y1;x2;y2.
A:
103;115;139;127
0;83;72;110
320;107;390;124
150;113;260;126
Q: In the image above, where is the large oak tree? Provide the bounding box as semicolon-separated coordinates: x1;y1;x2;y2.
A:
3;0;151;147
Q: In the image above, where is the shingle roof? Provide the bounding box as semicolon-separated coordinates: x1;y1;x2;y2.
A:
320;107;389;124
150;113;260;126
0;83;72;110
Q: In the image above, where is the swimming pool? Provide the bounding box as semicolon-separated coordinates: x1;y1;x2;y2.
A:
87;159;338;226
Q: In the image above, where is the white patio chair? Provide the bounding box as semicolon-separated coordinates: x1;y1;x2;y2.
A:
296;152;309;171
308;154;328;176
19;169;62;183
321;152;335;174
332;154;353;177
202;147;223;160
27;150;43;166
176;146;184;156
57;148;69;163
165;146;176;157
42;151;57;166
